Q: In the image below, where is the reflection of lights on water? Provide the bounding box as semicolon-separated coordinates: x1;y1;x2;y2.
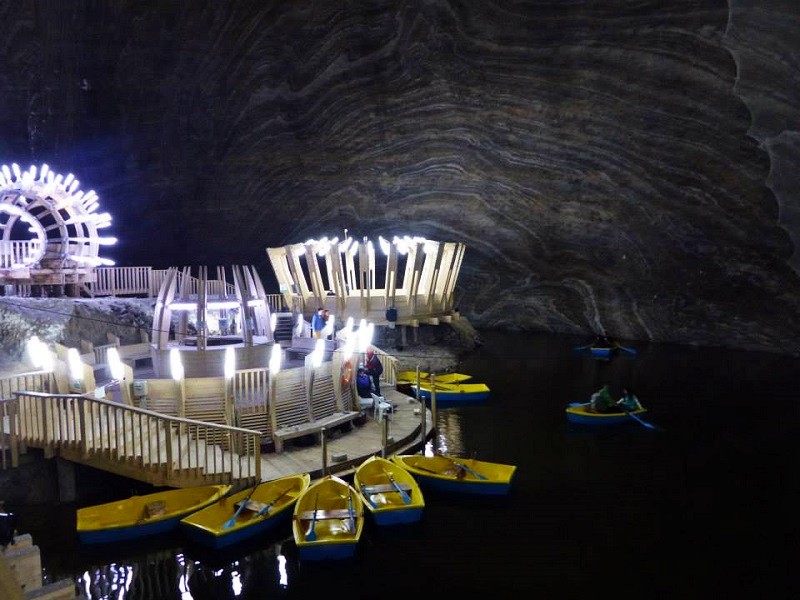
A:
176;553;194;600
277;554;288;587
81;562;134;599
231;569;243;596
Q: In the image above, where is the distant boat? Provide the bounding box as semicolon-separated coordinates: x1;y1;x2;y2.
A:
574;337;638;357
180;474;310;549
392;454;516;496
292;475;364;560
77;484;231;544
354;455;424;526
565;403;653;429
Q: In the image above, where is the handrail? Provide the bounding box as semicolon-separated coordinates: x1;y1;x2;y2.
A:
10;391;262;486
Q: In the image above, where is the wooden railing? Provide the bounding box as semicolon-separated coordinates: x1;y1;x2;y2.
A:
5;391;262;487
86;267;287;313
0;239;42;268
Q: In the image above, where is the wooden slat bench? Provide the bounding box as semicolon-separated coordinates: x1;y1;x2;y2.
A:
272;410;359;452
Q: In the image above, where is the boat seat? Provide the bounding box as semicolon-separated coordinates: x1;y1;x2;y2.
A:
371;393;393;421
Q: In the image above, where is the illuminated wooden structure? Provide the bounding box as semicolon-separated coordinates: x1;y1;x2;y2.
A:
0;163;115;293
267;236;466;328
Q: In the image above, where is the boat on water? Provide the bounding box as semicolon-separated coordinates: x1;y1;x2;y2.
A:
574;337;638;358
396;371;473;385
565;403;650;427
391;454;516;496
409;381;491;404
354;455;424;526
180;474;310;549
77;484;231;544
292;475;364;561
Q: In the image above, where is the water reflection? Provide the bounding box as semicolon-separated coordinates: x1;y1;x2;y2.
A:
10;331;800;598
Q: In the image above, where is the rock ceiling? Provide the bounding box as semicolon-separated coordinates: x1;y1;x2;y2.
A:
1;1;799;353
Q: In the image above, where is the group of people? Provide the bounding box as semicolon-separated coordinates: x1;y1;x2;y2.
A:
589;384;642;413
310;307;385;398
356;347;383;398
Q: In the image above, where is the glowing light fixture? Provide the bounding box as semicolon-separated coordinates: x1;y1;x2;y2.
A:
170;348;184;381
270;313;277;333
310;339;325;368
378;236;390;255
224;347;236;381
269;344;282;374
67;348;83;383
107;347;124;381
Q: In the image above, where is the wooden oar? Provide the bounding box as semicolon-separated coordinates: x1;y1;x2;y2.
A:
614;344;638;355
359;484;379;509
625;410;658;430
381;465;411;504
253;485;294;518
222;482;259;530
444;456;488;480
306;493;319;541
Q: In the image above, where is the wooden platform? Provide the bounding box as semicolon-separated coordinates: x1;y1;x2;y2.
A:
255;387;430;482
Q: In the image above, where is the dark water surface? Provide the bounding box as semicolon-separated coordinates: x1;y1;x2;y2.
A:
10;331;800;598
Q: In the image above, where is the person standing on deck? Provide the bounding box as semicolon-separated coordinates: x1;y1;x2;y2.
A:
364;347;383;396
311;308;325;339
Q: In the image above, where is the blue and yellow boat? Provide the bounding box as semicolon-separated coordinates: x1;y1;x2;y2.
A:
77;484;231;544
180;474;310;549
354;455;424;526
391;454;516;496
292;475;364;561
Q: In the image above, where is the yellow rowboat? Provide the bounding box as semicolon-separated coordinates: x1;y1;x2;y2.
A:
396;371;473;385
77;484;231;544
292;475;364;560
180;474;310;549
354;455;424;526
392;454;516;496
409;381;491;404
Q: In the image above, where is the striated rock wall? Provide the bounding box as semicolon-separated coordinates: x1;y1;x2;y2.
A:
1;2;800;354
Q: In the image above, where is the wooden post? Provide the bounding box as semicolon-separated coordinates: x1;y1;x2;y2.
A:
417;365;425;446
381;417;388;458
320;427;328;476
430;373;437;451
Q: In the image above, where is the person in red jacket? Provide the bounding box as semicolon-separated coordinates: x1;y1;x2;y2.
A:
364;347;383;396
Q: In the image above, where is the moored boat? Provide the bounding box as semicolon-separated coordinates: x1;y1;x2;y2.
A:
292;475;364;560
409;381;491;404
180;474;310;549
77;484;231;544
354;455;424;526
396;371;473;385
391;454;516;496
565;403;649;426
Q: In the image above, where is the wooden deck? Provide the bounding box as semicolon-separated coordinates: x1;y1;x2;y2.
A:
258;387;430;481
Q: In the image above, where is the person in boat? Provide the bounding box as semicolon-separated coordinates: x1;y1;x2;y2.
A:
589;384;616;413
355;366;373;399
616;387;642;411
364;347;383;396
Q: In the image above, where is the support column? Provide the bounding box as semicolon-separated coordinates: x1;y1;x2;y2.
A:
56;459;76;503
